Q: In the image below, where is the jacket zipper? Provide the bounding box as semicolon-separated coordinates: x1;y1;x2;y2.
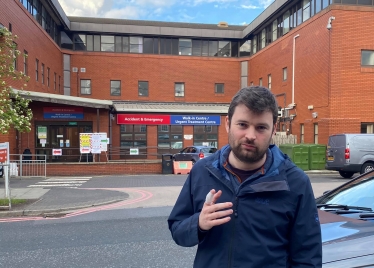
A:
206;168;237;268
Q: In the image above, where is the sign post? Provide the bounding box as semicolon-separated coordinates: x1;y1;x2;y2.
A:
0;142;11;209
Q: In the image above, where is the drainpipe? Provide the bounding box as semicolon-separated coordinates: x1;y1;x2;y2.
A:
292;34;300;105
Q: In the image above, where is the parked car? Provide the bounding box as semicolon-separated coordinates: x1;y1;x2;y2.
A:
317;170;374;267
326;133;374;178
173;146;217;164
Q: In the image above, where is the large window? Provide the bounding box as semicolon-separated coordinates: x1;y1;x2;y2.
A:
143;37;159;54
239;40;251;57
179;39;192;55
252;35;257;54
12;42;18;71
194;126;218;148
101;35;115;52
283;11;291;35
120;125;147;159
272;20;278;42
261;29;266;49
361;123;374;133
47;67;50;87
218;41;231;57
74;34;86;51
303;0;311;22
362;50;374;66
157;125;183;157
160;38;179;55
138;81;149;96
111;80;121;96
175;82;185;97
80;79;91;95
130;37;143;53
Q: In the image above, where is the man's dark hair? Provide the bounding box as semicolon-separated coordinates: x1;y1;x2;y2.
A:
228;86;278;125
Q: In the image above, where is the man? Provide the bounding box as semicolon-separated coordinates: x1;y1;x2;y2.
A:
168;86;322;268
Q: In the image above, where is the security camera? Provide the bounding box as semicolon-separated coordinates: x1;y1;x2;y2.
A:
327;16;335;30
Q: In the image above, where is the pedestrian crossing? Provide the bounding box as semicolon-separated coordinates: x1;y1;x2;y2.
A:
27;177;92;188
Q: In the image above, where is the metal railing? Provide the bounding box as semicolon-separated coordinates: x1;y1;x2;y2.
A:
9;154;47;178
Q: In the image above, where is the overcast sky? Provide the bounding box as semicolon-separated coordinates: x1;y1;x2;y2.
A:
57;0;274;25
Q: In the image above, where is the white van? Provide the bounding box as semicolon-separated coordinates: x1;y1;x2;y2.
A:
325;134;374;178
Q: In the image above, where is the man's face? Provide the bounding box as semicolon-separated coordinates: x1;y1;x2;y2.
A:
225;104;275;165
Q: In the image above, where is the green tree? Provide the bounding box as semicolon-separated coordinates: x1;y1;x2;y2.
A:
0;26;32;134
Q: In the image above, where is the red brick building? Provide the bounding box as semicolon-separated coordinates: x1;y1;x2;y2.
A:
1;0;374;175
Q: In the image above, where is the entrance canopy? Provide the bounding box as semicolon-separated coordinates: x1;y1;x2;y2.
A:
12;89;112;109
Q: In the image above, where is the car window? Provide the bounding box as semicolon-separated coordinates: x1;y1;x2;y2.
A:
190;148;197;153
181;148;189;153
201;148;217;154
316;172;374;210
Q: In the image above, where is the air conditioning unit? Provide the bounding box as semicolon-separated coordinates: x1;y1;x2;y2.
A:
80;68;86;73
72;67;78;72
278;109;283;118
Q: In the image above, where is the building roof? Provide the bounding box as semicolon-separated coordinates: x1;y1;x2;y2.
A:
113;102;229;114
12;89;112;109
68;16;246;31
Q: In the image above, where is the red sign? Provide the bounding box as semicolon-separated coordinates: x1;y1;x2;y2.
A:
0;148;7;162
43;107;83;113
117;114;171;125
52;149;62;156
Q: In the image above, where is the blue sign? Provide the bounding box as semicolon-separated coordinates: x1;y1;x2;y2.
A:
170;115;221;125
44;113;84;119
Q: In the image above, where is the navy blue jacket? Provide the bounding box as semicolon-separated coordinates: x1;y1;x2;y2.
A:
168;144;322;268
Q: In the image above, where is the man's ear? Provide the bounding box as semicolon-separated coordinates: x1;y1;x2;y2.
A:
225;116;230;133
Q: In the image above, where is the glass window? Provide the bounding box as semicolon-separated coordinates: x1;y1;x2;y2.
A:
41;63;44;84
362;50;374;66
101;35;114;52
209;41;218;56
120;125;147;159
259;78;263;86
283;67;288;81
252;35;257;54
86;35;93;51
47;67;50;87
314;123;318;144
215;83;224;93
268;74;272;90
111;80;121;96
144;37;158;54
54;72;56;91
115;36;122;52
157;125;183;157
122;36;129;52
315;0;321;13
130;37;143;53
93;35;101;52
192;40;202;56
179;39;192;55
218;41;230;57
240;40;251;57
261;29;266;49
272;20;278;41
138;81;148;96
300;124;305;143
322;0;329;9
175;83;185;97
194;126;218;148
74;34;86;51
283;11;290;35
303;0;310;22
23;50;28;75
35;59;39;81
80;79;91;95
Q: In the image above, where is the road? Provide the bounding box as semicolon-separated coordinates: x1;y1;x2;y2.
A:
0;173;348;267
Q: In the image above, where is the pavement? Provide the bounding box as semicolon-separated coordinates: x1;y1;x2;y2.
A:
0;170;338;218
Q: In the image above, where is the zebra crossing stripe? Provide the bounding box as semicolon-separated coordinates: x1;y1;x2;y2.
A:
28;184;83;187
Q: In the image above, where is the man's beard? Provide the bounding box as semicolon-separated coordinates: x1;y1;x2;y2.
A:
228;131;272;164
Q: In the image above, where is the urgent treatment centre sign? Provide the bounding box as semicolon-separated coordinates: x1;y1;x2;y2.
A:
117;114;221;125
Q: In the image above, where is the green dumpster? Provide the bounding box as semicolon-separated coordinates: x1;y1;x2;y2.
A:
279;144;309;171
303;144;327;170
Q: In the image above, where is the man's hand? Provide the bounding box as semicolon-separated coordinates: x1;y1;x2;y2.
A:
199;189;233;231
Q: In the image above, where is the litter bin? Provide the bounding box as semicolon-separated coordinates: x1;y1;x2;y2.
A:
304;144;327;170
162;154;174;174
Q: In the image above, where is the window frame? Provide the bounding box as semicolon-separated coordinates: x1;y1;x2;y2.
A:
268;74;272;90
361;50;374;66
23;50;28;75
283;67;288;81
215;83;224;94
174;82;185;97
138;81;149;97
80;79;92;95
110;80;121;96
41;63;45;84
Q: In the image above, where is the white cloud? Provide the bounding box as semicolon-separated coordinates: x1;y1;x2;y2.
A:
103;6;146;19
135;0;177;6
241;4;260;9
58;0;110;17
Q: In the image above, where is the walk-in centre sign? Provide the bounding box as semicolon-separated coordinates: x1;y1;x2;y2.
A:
117;114;221;125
